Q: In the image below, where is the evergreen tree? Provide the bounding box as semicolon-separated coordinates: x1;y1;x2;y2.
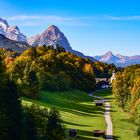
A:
46;108;65;140
25;70;39;99
0;57;22;140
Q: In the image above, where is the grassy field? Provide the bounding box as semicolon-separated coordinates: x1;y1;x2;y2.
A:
93;89;138;140
22;89;106;140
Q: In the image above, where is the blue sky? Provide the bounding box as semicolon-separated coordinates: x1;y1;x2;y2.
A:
0;0;140;56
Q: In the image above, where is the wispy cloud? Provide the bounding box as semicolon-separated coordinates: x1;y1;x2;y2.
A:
6;15;72;21
5;15;88;26
4;15;140;27
105;15;140;21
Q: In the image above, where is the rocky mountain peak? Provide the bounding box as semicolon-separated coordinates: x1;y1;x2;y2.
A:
41;25;63;40
104;51;113;57
0;17;9;27
47;25;60;31
28;25;72;51
8;25;20;34
0;17;27;42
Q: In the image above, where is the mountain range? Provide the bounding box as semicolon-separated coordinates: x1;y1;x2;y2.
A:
94;51;140;67
0;17;140;67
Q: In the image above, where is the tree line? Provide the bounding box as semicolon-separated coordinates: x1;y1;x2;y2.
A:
112;64;140;137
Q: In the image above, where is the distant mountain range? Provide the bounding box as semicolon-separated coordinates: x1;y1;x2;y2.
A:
0;17;139;67
94;51;140;67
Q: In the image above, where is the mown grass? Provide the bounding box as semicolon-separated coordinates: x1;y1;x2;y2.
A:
22;89;106;140
93;89;138;140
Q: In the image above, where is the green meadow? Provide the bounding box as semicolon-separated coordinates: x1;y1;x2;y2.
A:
22;89;106;140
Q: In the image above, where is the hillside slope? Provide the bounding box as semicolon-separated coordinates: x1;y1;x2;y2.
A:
22;89;106;140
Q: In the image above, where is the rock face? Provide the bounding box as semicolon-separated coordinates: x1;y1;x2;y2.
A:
28;25;72;51
0;17;27;42
0;34;30;53
94;51;140;67
28;25;97;61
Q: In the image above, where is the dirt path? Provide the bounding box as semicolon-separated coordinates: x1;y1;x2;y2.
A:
88;93;113;140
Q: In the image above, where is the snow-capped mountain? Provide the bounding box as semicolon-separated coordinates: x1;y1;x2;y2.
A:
94;51;140;67
0;17;27;42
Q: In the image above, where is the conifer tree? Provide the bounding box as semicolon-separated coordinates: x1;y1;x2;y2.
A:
46;108;65;140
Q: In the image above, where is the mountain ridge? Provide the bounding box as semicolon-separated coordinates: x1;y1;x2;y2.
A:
94;51;140;67
0;34;30;53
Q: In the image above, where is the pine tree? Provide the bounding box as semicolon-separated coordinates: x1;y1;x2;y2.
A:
46;108;65;140
0;57;22;140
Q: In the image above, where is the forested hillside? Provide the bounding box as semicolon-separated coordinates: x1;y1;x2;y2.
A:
1;45;116;99
112;64;140;137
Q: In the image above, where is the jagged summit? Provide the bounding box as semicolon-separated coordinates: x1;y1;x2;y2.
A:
28;25;72;51
103;51;113;57
47;25;60;31
0;17;27;42
0;17;9;26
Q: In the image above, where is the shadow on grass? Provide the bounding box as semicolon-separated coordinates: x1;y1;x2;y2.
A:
120;118;136;125
64;121;92;127
37;92;106;118
77;129;102;140
113;135;120;140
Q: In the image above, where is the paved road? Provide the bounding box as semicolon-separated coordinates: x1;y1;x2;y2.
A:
104;102;113;140
88;93;113;140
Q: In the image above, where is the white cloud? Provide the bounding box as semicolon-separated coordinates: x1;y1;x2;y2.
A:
4;15;140;27
5;15;87;26
105;15;140;21
6;15;72;21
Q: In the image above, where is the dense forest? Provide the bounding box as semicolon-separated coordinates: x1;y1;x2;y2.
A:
112;64;140;137
0;46;116;99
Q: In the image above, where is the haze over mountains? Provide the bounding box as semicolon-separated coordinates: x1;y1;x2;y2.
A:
0;17;139;67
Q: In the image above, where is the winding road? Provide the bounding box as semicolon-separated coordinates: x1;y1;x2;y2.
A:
88;93;113;140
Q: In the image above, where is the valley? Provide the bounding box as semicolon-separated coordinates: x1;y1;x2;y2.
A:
22;89;106;140
0;1;140;139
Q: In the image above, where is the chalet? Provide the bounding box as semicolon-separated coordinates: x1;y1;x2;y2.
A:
95;78;107;83
96;80;110;89
93;130;105;137
94;100;104;106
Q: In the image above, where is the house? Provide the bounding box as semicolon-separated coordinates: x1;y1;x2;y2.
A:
94;100;104;106
96;80;109;89
93;130;105;137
